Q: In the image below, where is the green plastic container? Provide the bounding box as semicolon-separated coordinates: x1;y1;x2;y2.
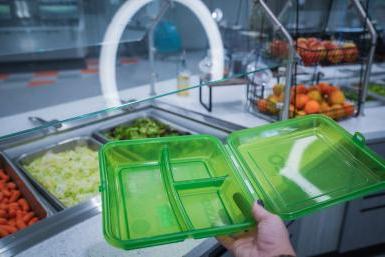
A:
99;114;385;250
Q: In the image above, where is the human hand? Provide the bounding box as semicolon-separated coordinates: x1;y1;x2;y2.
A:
217;202;295;257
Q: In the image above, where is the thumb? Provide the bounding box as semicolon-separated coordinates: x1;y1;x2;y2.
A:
252;201;271;222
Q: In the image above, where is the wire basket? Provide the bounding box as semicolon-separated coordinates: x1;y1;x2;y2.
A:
269;38;361;66
246;72;358;121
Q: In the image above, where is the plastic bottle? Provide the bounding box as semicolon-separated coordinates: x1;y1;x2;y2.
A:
177;51;190;96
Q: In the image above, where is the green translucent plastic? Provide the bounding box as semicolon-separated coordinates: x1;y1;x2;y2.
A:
228;114;385;220
99;135;255;250
99;114;385;250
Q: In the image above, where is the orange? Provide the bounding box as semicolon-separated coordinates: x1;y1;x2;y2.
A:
307;90;323;103
304;100;320;114
291;84;308;95
319;101;330;113
343;102;354;116
329;90;345;105
294;94;309;109
318;82;333;95
256;99;268;112
273;84;284;96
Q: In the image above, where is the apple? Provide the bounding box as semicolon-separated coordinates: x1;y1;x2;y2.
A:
270;40;288;58
307;37;319;44
323;41;343;64
296;37;307;45
316;44;327;61
343;42;359;63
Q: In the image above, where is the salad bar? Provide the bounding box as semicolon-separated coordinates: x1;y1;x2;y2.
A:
0;102;245;257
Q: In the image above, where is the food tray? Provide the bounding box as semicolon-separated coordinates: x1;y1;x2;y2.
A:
99;115;385;250
0;153;52;239
94;116;191;143
16;137;101;210
99;135;255;250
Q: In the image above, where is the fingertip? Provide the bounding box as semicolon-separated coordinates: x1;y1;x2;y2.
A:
216;235;235;251
252;201;270;221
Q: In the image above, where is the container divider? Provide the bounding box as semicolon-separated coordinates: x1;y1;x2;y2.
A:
159;145;194;231
173;176;227;190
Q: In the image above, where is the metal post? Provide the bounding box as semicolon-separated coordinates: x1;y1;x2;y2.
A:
147;0;172;96
258;0;295;120
148;26;157;96
351;0;377;116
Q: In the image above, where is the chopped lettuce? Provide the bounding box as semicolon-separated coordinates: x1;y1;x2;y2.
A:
24;146;99;207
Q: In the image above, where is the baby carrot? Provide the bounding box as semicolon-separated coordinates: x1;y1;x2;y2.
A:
7;182;16;190
0;171;7;180
8;202;19;210
18;199;30;212
9;190;20;202
16;219;26;230
2;189;11;197
28;217;38;226
8;219;16;226
0;224;18;234
0;209;6;218
22;212;34;224
0;227;8;237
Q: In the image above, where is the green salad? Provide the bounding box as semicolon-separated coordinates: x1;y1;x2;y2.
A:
368;84;385;96
107;117;186;140
23;146;99;207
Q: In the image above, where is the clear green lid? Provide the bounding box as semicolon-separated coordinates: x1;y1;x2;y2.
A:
99;114;385;250
227;114;385;220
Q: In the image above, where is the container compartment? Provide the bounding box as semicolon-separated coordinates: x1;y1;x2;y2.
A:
118;164;182;239
17;137;101;210
177;186;232;229
228;115;385;219
176;177;250;230
99;135;255;249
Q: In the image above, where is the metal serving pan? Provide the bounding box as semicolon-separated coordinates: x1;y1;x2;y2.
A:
16;137;101;210
94;115;192;143
0;153;54;239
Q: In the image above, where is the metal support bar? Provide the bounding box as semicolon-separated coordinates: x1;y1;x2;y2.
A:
147;0;172;96
351;0;377;116
258;0;295;120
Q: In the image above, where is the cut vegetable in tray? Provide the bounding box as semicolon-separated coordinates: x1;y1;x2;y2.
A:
368;84;385;97
23;146;99;207
0;169;40;238
106;117;187;140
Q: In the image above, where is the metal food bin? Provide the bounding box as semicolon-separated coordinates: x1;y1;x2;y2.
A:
16;137;101;210
94;115;192;143
0;153;54;240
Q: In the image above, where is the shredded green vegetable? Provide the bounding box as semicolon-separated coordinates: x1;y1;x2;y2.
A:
107;118;185;140
23;146;99;207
